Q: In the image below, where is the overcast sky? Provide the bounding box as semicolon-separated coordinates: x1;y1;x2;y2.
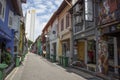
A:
22;0;63;41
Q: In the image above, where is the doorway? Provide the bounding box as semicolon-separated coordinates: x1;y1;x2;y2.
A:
87;40;96;64
53;43;56;60
62;42;67;56
77;41;85;62
108;37;114;72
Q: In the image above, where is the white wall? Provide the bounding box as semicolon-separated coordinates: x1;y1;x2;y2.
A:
25;10;36;42
50;39;59;61
49;19;58;41
49;18;59;60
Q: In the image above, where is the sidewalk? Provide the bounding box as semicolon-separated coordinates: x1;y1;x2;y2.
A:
46;57;120;80
41;57;103;80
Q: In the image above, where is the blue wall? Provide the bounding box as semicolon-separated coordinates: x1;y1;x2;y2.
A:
0;1;17;56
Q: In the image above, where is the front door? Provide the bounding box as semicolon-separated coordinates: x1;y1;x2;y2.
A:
78;41;85;62
62;42;67;56
53;43;56;56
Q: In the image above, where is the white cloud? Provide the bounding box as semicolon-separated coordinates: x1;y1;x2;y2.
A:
41;14;52;20
35;16;47;39
54;0;63;6
35;5;47;14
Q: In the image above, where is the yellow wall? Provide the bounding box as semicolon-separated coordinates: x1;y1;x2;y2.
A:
19;22;25;54
58;39;62;56
58;2;72;56
58;5;72;34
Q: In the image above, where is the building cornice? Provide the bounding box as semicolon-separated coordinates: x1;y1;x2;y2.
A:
11;0;23;16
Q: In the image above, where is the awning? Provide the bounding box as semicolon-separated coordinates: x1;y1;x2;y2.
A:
0;30;12;40
11;0;23;16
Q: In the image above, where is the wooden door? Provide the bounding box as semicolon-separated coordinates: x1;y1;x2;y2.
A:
78;41;85;62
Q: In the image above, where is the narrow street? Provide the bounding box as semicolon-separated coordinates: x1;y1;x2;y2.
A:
5;52;102;80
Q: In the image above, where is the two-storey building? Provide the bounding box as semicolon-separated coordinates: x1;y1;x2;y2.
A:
70;0;96;71
57;0;72;64
0;0;26;74
97;0;120;77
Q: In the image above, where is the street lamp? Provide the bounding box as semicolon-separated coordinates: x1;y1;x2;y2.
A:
45;34;48;38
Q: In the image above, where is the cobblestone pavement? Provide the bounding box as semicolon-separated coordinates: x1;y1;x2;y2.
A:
5;52;102;80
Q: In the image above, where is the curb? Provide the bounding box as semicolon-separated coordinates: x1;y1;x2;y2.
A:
71;66;105;80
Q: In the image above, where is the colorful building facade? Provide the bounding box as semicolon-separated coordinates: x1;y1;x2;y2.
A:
57;0;72;64
97;0;120;76
70;0;96;72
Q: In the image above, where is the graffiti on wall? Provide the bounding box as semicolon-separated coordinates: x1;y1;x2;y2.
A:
98;37;108;74
98;0;120;25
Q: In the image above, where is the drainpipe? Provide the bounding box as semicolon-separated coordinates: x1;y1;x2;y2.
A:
70;13;74;63
94;0;99;73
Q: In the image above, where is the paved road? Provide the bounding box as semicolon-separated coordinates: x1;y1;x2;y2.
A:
6;52;102;80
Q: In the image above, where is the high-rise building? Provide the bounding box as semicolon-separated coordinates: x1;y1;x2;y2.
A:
25;9;36;42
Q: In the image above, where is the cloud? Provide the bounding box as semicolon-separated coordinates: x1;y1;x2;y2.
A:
54;0;63;6
22;0;63;41
35;15;48;39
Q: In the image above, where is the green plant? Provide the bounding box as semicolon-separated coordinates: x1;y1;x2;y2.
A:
2;51;12;65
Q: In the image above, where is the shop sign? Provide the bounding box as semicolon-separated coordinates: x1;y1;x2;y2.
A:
52;31;56;34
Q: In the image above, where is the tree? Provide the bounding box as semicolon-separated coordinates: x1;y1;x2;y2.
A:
28;39;33;48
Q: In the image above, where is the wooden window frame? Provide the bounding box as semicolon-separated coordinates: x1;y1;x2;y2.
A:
61;18;64;31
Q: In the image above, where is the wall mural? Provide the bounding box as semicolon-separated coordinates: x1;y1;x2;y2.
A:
98;0;120;25
98;37;108;74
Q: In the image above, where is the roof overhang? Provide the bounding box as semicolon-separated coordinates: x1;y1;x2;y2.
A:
21;0;27;3
42;0;72;34
11;0;23;16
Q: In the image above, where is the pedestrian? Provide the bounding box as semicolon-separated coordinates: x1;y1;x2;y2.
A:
43;50;46;57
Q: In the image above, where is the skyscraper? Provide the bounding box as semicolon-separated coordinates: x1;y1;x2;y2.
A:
25;9;36;42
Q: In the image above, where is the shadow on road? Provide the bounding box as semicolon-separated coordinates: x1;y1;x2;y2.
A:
55;63;103;80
